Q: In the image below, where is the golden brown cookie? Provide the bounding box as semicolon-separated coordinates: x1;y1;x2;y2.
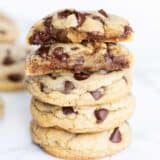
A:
25;69;132;106
27;9;133;44
31;121;131;160
0;12;18;43
31;94;135;133
0;44;34;91
25;42;133;76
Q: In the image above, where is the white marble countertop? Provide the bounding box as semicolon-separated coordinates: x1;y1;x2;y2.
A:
0;67;160;160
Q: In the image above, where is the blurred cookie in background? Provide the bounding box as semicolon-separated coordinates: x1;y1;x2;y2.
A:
0;97;4;118
0;12;18;43
0;44;34;91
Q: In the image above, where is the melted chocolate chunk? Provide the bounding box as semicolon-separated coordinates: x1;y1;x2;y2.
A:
2;54;15;66
75;12;86;27
124;26;133;35
39;82;44;92
90;88;104;100
44;16;53;34
98;9;108;18
58;9;74;18
58;10;86;27
37;46;50;58
62;107;78;115
7;74;23;82
94;108;108;123
53;47;69;62
29;31;50;45
74;71;90;80
64;80;75;94
109;127;122;143
92;16;105;24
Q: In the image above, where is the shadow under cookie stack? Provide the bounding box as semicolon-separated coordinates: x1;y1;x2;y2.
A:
25;9;135;159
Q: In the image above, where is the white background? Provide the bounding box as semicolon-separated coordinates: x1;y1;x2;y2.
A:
0;0;160;159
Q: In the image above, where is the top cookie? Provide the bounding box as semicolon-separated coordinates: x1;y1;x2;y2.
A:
26;9;133;44
0;12;18;43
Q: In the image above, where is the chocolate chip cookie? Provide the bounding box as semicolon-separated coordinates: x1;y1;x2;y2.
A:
31;94;135;133
0;44;34;91
25;69;132;106
0;12;18;43
25;42;133;76
27;9;133;44
31;121;131;159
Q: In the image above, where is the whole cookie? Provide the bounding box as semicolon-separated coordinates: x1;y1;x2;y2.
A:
0;97;4;118
26;42;133;76
31;122;131;160
27;9;133;44
0;12;18;43
0;44;34;91
31;94;135;133
25;69;132;106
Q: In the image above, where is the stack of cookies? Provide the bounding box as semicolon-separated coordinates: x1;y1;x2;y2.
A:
25;9;135;159
0;12;34;91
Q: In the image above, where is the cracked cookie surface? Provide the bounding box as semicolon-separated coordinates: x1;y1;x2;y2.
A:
31;122;131;160
31;94;135;133
27;9;133;44
0;12;18;43
0;44;34;91
25;69;132;106
25;42;133;76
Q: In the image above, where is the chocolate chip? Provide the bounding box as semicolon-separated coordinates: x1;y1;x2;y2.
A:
2;52;15;65
43;16;53;34
62;107;78;115
58;9;74;18
39;82;44;92
74;71;90;80
0;30;6;34
53;47;69;62
7;74;23;82
76;56;84;65
124;26;133;35
58;10;86;27
92;16;105;24
29;31;50;45
64;81;75;94
94;108;108;123
109;127;122;143
75;12;86;27
122;76;128;84
90;88;104;100
98;9;108;18
36;46;50;58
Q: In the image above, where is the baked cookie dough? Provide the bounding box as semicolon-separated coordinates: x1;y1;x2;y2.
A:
25;42;133;76
25;69;132;106
0;97;4;118
31;94;135;133
27;9;133;44
31;122;131;160
0;12;18;43
0;44;34;91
